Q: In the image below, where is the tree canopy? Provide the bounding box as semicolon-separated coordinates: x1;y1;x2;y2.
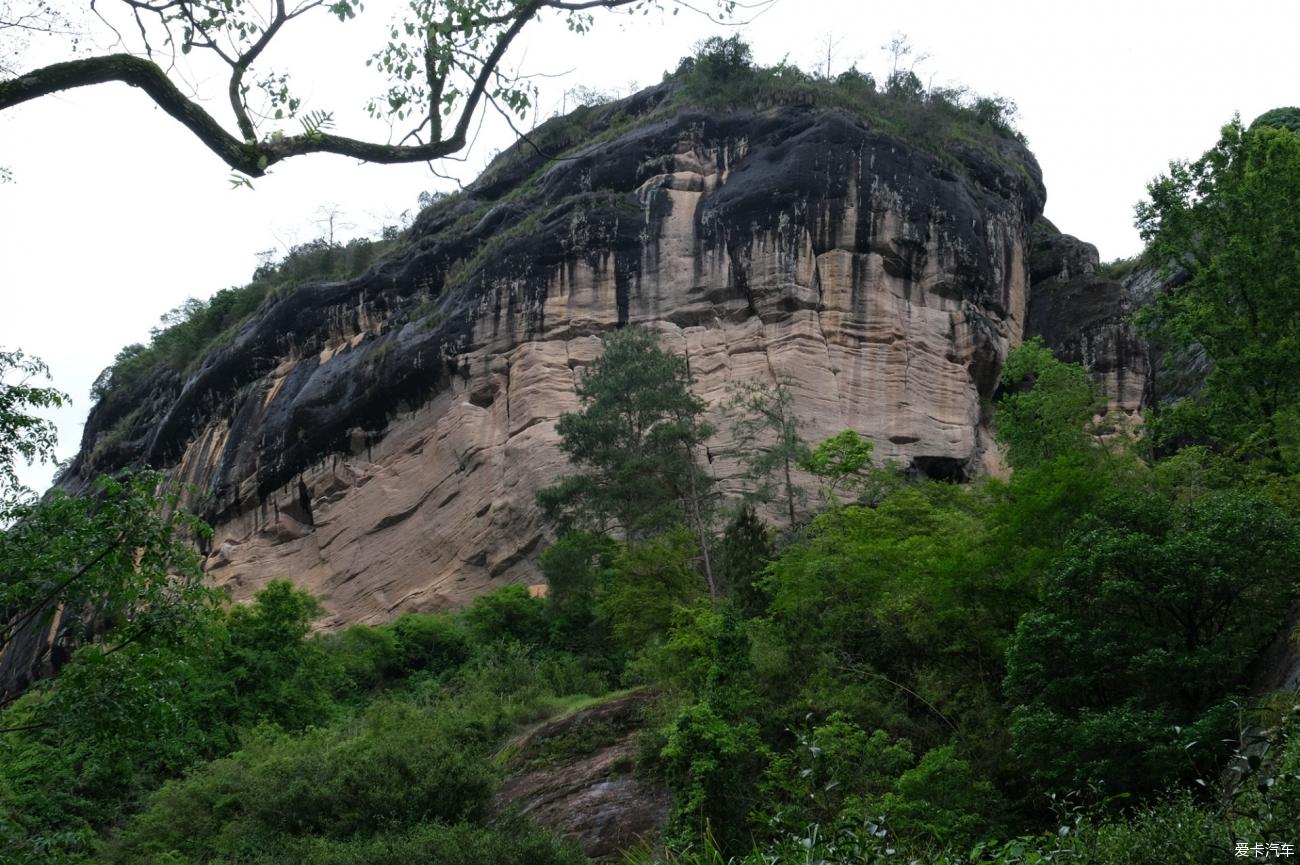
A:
0;348;66;513
537;325;718;592
0;0;756;178
1137;114;1300;467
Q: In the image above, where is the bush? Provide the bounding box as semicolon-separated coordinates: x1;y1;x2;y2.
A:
220;580;344;731
321;624;401;691
759;713;914;830
109;701;495;862
661;701;770;853
385;611;471;674
241;818;587;865
880;746;1007;848
463;584;549;646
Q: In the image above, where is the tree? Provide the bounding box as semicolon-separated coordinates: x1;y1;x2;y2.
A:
0;348;67;513
799;429;896;506
881;32;927;98
595;527;702;651
726;375;808;527
2;351;219;709
0;472;215;702
715;504;771;615
313;203;355;246
1250;106;1300;133
0;0;77;76
538;326;720;594
0;0;757;179
538;529;617;646
1136;114;1300;467
995;337;1098;471
1005;489;1300;797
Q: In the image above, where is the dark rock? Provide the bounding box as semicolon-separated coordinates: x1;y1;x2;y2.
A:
1026;220;1148;417
495;690;669;861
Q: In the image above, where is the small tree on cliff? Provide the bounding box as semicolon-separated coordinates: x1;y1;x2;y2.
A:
0;0;760;181
538;326;720;596
727;375;809;528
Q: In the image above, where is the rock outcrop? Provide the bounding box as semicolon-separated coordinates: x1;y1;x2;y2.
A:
495;690;668;860
1025;219;1148;421
60;83;1065;626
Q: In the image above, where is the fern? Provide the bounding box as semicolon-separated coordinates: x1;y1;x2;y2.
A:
299;110;335;139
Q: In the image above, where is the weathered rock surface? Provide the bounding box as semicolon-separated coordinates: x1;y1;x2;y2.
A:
60;83;1058;625
1025;219;1148;420
495;690;668;860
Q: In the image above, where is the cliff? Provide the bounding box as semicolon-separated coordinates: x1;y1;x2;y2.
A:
57;81;1143;627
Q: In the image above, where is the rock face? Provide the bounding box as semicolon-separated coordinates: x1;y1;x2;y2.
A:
1025;219;1148;421
495;690;669;860
61;83;1056;626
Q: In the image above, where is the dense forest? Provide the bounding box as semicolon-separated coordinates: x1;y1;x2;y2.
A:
3;41;1300;865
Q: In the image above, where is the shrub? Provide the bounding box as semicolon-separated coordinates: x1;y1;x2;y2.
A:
321;624;401;691
220;580;344;731
879;746;1007;848
463;584;549;646
385;611;472;674
109;701;495;862
244;818;587;865
661;701;770;853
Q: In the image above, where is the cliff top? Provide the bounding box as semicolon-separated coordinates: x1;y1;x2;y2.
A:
67;39;1044;503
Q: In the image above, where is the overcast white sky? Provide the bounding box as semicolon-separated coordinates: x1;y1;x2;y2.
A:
2;0;1297;494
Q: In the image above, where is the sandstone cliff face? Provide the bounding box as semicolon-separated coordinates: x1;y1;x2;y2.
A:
63;85;1056;626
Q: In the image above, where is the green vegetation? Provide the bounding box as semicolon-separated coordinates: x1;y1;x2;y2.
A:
996;336;1100;469
538;327;719;594
1097;254;1143;281
1137;113;1300;468
5;333;1300;864
89;234;402;406
670;35;1025;155
6;110;1300;864
0;348;66;512
727;376;809;527
1250;106;1300;132
0;566;603;863
483;36;1029;199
